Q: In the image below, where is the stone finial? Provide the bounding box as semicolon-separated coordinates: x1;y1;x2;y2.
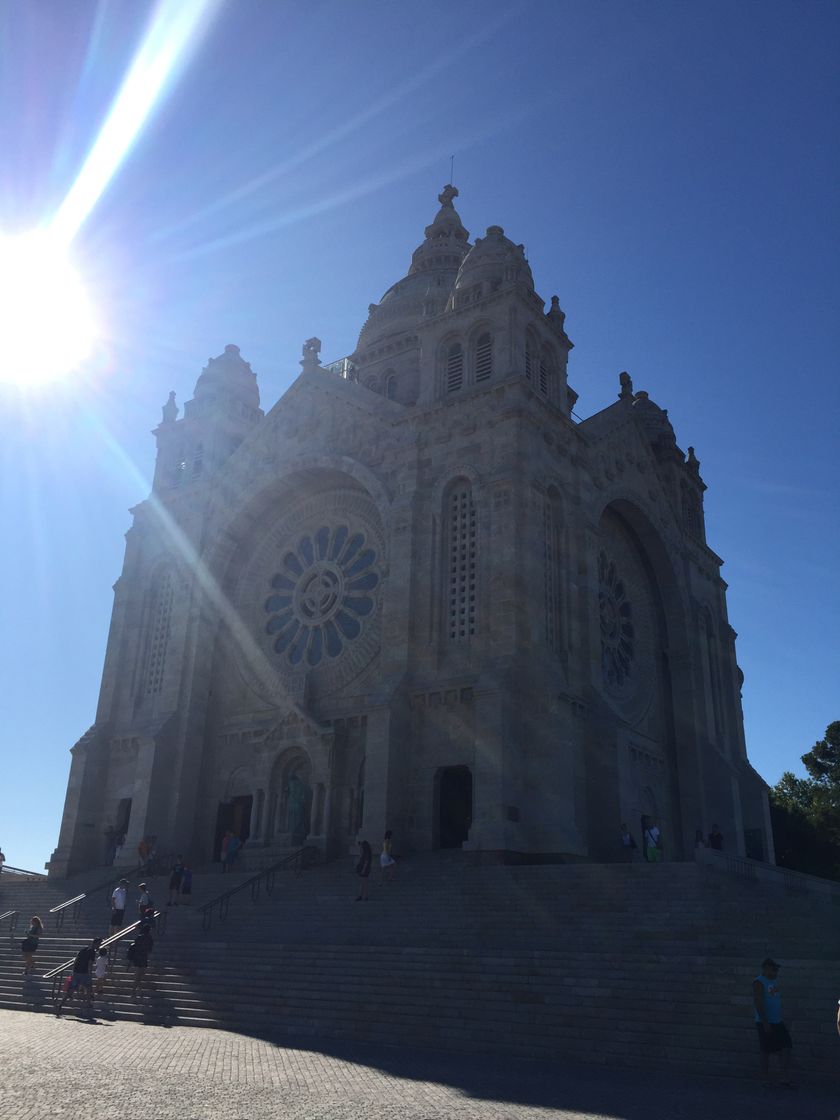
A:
547;295;566;328
618;371;633;401
300;337;322;373
438;183;459;207
161;391;178;424
687;445;700;473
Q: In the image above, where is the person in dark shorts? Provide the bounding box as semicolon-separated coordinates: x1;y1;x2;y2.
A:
753;957;795;1087
129;928;154;999
21;916;43;975
180;864;193;904
56;937;102;1016
355;840;372;900
168;855;184;905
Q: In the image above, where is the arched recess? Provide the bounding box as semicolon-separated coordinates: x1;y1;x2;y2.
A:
267;747;314;846
594;497;695;860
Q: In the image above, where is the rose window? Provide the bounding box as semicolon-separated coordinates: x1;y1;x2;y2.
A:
264;525;380;668
598;551;635;688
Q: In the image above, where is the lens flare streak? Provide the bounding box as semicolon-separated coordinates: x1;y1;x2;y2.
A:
50;0;222;248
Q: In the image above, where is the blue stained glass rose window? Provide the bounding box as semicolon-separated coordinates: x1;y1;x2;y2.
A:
264;525;380;668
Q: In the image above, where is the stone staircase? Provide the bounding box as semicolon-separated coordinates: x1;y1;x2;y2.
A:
1;854;838;1079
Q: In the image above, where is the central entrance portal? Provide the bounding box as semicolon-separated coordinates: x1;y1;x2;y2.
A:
213;794;253;861
438;766;472;849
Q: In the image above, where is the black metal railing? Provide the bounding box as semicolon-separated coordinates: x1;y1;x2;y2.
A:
46;852;178;932
199;848;311;932
0;865;47;880
0;910;19;941
44;909;167;1002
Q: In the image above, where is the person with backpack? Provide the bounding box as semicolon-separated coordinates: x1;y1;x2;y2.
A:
56;937;102;1016
128;927;154;999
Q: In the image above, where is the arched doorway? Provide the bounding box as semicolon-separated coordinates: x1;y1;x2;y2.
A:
437;766;472;849
213;767;253;860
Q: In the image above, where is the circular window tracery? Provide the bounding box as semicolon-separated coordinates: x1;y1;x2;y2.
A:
598;550;635;689
264;525;380;668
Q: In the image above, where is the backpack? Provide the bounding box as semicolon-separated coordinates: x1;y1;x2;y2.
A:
126;941;138;964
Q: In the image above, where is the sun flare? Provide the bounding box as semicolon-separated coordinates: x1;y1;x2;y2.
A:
0;231;98;386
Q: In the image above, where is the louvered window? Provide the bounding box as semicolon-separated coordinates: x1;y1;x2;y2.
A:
539;356;549;395
524;342;534;382
144;570;175;695
447;487;477;640
446;344;463;393
474;334;492;382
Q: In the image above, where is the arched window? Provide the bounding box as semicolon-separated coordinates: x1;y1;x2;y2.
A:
544;490;563;652
524;338;536;382
385;373;397;400
700;610;724;741
446;343;463;393
446;483;477;640
474;333;492;383
143;569;175;695
539;346;554;397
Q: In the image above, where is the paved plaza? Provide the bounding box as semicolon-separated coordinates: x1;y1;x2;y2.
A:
1;1009;837;1120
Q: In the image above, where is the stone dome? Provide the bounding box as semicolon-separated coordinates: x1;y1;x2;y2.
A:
452;225;534;296
356;185;471;353
193;344;260;411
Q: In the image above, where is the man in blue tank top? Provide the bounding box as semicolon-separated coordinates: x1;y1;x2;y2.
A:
752;958;795;1088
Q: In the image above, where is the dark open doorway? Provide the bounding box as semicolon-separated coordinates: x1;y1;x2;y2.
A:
213;794;253;860
438;766;472;849
115;798;132;838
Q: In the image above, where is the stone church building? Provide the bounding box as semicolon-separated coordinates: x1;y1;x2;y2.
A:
49;186;773;876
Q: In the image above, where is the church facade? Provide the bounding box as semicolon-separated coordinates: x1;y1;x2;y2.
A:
49;186;773;876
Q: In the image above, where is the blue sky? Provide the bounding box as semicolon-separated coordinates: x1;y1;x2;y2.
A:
1;0;838;873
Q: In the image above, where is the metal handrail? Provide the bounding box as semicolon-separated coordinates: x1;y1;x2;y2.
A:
50;894;86;932
0;910;19;941
45;909;166;1001
199;848;310;932
0;865;47;879
44;852;178;932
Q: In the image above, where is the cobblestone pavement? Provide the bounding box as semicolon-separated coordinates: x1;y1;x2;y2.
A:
1;1009;837;1120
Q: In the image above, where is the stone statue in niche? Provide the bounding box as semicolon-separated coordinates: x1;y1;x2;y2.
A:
286;771;312;846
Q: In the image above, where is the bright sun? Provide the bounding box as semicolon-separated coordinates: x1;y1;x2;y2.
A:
0;231;98;386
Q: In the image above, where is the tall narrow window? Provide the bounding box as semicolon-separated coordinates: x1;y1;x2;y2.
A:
385;374;397;400
447;485;477;640
544;492;562;652
446;343;463;393
192;442;204;479
144;570;175;695
474;333;492;382
701;612;724;740
524;340;534;382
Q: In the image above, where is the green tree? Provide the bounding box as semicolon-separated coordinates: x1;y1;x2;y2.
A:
769;722;840;880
